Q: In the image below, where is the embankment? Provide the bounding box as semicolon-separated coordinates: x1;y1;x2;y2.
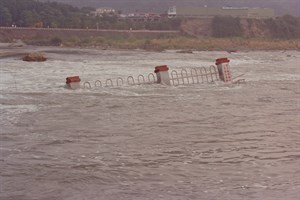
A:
0;27;180;42
1;25;299;51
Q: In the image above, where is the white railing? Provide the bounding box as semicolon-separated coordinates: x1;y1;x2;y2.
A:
81;65;219;89
170;66;219;86
83;72;157;89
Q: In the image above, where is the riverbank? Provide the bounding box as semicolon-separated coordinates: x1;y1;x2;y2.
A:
111;37;300;51
1;37;299;58
37;37;300;51
1;26;299;51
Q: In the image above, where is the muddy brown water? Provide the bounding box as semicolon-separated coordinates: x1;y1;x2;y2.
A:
0;47;300;200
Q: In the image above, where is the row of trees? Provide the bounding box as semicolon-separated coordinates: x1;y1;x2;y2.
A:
265;15;299;38
0;0;100;28
0;0;181;30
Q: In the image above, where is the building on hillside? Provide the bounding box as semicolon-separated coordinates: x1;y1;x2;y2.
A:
167;6;274;19
119;13;161;22
92;7;116;17
168;6;177;18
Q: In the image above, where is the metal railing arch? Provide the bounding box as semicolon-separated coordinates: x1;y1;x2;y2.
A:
127;76;135;85
105;79;113;87
171;70;180;86
137;74;145;84
94;80;102;87
116;77;124;86
148;73;156;83
209;65;219;81
199;67;209;83
181;69;189;85
190;68;199;84
81;65;220;89
83;81;92;89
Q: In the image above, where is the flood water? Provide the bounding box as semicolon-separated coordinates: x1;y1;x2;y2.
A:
0;47;300;200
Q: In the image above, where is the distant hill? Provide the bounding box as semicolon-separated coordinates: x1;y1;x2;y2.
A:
38;0;300;16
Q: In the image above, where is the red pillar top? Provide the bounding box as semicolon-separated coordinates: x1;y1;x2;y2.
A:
66;76;81;84
154;65;169;73
216;58;230;65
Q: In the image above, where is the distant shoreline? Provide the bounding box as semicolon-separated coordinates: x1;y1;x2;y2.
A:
1;26;300;52
53;37;300;51
0;37;299;59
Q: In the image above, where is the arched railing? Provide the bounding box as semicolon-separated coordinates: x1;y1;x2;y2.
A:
170;66;220;86
83;81;91;89
190;68;196;84
209;65;219;81
94;80;102;87
171;70;180;86
105;79;113;87
200;67;208;83
116;77;124;86
181;69;189;85
148;73;156;83
127;76;135;85
81;65;220;89
138;74;145;84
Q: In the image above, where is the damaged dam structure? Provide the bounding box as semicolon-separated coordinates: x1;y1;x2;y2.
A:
66;57;236;89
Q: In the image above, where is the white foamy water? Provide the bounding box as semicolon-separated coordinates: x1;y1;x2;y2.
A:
0;47;300;200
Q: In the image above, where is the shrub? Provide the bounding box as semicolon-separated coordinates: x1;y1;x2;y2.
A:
212;16;242;37
265;15;299;39
50;37;62;46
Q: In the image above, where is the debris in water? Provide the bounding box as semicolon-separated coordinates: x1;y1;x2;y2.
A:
22;52;47;62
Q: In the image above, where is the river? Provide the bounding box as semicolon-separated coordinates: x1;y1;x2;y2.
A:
0;47;300;200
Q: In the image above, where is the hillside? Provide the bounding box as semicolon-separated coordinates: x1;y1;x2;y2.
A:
181;15;300;39
181;17;300;39
38;0;300;16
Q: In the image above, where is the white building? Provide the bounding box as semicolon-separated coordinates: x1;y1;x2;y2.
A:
92;7;116;16
168;6;177;18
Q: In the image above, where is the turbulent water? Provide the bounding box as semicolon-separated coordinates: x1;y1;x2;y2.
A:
0;47;300;200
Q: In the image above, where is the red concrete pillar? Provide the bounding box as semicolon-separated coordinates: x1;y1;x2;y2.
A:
216;58;232;82
66;76;81;89
154;65;171;85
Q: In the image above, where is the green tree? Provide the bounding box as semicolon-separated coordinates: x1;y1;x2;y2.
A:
0;7;12;26
20;10;39;26
266;15;299;39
